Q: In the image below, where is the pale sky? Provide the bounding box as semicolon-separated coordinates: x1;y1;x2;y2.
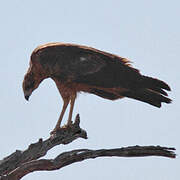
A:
0;0;179;179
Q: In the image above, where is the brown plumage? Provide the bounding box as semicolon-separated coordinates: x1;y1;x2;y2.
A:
22;42;172;132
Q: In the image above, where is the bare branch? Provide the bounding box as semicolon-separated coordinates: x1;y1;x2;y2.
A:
0;114;87;176
0;114;176;180
1;146;176;180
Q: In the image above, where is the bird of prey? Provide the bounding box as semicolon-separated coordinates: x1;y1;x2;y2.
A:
23;42;171;132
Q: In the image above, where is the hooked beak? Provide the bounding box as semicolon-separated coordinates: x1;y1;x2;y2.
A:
25;95;29;101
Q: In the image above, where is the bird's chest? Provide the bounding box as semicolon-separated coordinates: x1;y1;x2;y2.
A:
53;78;77;98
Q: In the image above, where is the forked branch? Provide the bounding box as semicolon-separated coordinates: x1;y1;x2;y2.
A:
0;115;176;180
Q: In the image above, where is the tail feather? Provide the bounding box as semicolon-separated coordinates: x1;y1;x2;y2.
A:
90;88;120;100
149;87;168;96
142;76;171;91
121;89;172;108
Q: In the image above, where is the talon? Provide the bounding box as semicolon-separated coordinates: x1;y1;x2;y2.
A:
50;127;61;135
61;124;69;129
67;121;73;126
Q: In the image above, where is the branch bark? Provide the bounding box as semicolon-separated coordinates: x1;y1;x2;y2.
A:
0;114;87;176
0;114;176;180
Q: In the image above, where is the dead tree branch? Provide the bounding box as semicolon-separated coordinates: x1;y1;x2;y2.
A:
0;114;176;180
0;114;87;176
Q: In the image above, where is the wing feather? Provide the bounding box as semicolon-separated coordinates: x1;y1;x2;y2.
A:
70;47;141;88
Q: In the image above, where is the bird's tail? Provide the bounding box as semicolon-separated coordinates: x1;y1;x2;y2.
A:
121;89;171;108
120;76;172;108
141;76;171;95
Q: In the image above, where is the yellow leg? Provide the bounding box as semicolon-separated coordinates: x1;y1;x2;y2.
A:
67;94;76;125
53;98;70;131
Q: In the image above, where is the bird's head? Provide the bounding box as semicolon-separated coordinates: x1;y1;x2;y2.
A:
22;72;41;101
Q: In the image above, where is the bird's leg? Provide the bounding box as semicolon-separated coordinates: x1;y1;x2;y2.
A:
52;98;70;132
67;93;76;126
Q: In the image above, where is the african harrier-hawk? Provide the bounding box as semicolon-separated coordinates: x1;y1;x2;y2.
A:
23;43;171;132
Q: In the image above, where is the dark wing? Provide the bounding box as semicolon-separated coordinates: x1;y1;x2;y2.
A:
66;51;107;77
67;48;141;89
34;44;141;89
35;44;171;107
66;47;171;107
